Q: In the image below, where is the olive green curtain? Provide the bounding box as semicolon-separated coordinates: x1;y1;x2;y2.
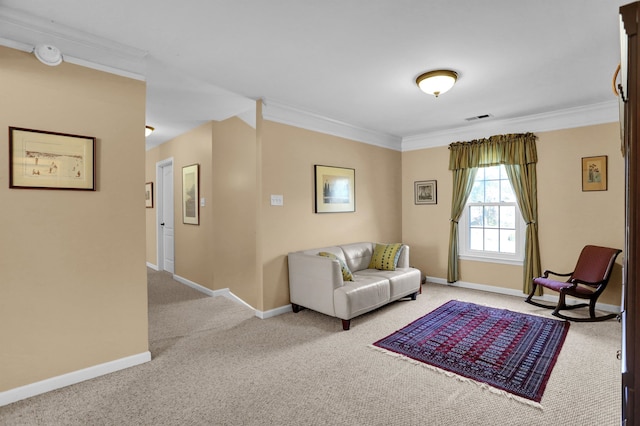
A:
447;167;477;282
448;133;541;294
503;163;542;295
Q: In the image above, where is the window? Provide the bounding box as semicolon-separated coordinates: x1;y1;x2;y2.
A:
458;165;525;264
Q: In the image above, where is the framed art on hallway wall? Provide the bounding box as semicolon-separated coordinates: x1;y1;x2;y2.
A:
9;127;96;191
314;165;355;213
182;164;199;225
145;182;154;208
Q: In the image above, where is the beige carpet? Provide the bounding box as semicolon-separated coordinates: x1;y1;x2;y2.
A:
1;269;621;425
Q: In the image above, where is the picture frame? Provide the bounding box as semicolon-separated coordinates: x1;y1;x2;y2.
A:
9;127;96;190
182;164;199;225
314;165;355;213
145;182;154;208
415;180;437;204
582;155;607;191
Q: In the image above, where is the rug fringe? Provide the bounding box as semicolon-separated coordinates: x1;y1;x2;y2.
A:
368;344;543;410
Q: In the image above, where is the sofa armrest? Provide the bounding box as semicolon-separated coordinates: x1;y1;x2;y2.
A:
397;245;410;268
287;252;343;317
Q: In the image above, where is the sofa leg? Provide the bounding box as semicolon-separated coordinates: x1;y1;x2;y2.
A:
292;303;302;313
341;319;351;330
410;292;418;301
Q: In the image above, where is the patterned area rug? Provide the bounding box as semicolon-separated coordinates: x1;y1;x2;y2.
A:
372;300;570;406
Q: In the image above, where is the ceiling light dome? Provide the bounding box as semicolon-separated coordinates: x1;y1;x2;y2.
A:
416;70;458;97
33;44;63;66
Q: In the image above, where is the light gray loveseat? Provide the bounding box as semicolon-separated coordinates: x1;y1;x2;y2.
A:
287;242;421;330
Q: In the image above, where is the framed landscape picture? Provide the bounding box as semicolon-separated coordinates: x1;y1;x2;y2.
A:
182;164;199;224
415;180;437;204
314;165;355;213
582;155;607;191
9;127;96;190
145;182;154;208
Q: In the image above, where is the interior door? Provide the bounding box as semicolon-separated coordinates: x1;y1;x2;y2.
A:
620;4;639;424
159;161;175;273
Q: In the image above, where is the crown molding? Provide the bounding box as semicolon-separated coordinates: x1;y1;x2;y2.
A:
62;55;146;81
262;100;402;151
0;36;31;52
0;6;147;80
236;107;257;129
256;98;619;153
401;100;620;151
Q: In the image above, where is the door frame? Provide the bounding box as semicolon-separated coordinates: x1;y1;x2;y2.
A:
156;157;174;272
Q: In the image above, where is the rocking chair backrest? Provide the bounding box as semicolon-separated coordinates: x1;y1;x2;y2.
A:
570;245;622;287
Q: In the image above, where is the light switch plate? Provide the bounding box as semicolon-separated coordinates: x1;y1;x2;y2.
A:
200;197;205;207
270;194;283;206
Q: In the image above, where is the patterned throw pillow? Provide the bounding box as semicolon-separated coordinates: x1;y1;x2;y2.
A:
318;252;354;281
368;243;404;271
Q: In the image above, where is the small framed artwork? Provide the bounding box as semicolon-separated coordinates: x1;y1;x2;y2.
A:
415;180;437;205
145;182;154;208
314;165;355;213
582;156;607;191
9;127;96;190
182;164;199;225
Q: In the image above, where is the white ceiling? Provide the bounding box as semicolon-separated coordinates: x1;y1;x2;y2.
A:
0;0;629;150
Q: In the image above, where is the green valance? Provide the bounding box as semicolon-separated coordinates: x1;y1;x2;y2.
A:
448;133;538;170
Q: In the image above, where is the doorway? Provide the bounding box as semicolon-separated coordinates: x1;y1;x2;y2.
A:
156;158;175;273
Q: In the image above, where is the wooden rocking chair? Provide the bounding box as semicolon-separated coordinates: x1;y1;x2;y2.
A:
525;245;622;322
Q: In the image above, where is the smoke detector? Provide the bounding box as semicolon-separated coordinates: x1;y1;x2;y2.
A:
33;44;63;66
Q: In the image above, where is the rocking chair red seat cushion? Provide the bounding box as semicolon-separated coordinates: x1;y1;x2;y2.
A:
530;278;596;295
525;245;622;322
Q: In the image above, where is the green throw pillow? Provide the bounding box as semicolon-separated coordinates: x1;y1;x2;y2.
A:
318;252;354;281
368;243;404;271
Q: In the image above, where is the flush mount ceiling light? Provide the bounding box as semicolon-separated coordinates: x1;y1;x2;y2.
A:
33;44;63;66
145;126;155;137
416;70;458;97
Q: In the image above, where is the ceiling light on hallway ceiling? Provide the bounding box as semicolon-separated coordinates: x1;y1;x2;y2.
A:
145;126;155;137
416;70;458;97
33;44;63;66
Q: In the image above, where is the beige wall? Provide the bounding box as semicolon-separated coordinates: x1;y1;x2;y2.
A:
149;116;624;313
146;113;403;312
0;46;148;391
537;123;624;305
145;117;258;306
145;122;214;287
260;120;403;311
402;122;624;305
145;150;159;266
211;117;258;307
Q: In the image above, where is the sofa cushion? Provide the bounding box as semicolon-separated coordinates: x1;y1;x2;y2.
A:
368;243;404;271
388;268;421;298
318;252;353;281
334;276;391;320
340;242;375;272
358;268;421;299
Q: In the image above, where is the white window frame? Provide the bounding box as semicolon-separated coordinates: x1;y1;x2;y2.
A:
458;166;526;265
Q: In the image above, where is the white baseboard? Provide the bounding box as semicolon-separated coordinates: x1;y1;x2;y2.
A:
427;276;621;313
0;351;151;407
172;274;251;311
172;274;291;319
146;262;159;270
173;274;226;298
256;304;293;319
